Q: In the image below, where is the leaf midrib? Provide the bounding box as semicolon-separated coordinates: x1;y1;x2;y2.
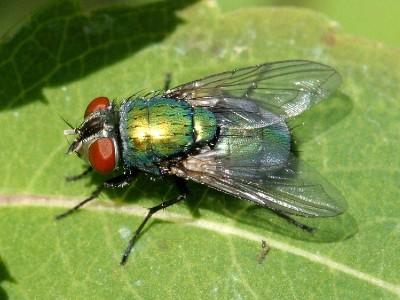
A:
0;194;399;297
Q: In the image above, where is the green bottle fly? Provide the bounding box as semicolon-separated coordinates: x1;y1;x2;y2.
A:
60;60;347;265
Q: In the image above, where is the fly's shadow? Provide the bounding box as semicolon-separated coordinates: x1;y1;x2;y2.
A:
96;172;357;244
290;91;353;147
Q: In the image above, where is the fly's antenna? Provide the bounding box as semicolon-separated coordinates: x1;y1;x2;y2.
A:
59;115;78;135
60;115;75;129
59;115;80;153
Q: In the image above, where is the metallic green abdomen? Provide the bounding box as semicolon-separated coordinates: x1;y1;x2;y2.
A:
119;97;216;174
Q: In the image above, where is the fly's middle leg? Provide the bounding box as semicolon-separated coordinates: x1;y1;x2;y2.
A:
120;178;188;265
65;166;93;182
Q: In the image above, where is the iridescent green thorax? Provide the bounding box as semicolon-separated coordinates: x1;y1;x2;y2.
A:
119;97;217;174
193;107;217;143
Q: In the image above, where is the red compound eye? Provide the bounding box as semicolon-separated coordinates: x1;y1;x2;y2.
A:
84;96;110;118
88;138;116;174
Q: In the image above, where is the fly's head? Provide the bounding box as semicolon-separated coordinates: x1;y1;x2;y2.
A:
64;97;120;175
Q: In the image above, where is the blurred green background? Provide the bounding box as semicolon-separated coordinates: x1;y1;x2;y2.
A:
1;0;399;48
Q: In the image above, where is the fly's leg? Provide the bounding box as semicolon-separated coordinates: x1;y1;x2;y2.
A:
164;73;172;91
55;185;104;220
120;195;186;265
120;178;188;265
55;171;137;220
65;166;93;182
272;210;315;233
103;171;137;189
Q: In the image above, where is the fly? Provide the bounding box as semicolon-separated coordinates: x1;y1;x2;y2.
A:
58;60;347;265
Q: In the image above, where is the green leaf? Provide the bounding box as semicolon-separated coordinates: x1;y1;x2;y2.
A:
0;1;399;299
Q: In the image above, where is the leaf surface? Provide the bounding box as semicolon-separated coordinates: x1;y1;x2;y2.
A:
0;1;399;299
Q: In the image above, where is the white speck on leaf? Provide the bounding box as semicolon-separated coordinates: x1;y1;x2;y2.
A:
174;46;186;56
118;227;132;240
218;48;227;58
365;115;381;128
311;45;324;58
328;20;340;29
233;46;248;55
231;274;239;282
133;279;143;287
205;0;218;8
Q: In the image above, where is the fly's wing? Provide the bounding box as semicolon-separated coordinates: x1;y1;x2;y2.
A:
164;60;341;120
171;98;346;217
173;154;346;217
167;60;345;216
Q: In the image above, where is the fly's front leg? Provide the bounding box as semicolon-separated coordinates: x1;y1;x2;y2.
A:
66;166;93;182
103;171;137;189
120;178;188;265
56;170;137;220
55;184;103;220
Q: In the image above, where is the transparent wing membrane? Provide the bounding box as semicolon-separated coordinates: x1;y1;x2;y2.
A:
165;60;341;120
174;154;346;217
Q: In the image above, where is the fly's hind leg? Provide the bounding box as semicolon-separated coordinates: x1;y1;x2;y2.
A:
272;209;315;233
120;178;188;265
56;170;137;220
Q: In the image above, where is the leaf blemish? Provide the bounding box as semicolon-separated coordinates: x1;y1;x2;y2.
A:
133;279;143;287
118;227;132;240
